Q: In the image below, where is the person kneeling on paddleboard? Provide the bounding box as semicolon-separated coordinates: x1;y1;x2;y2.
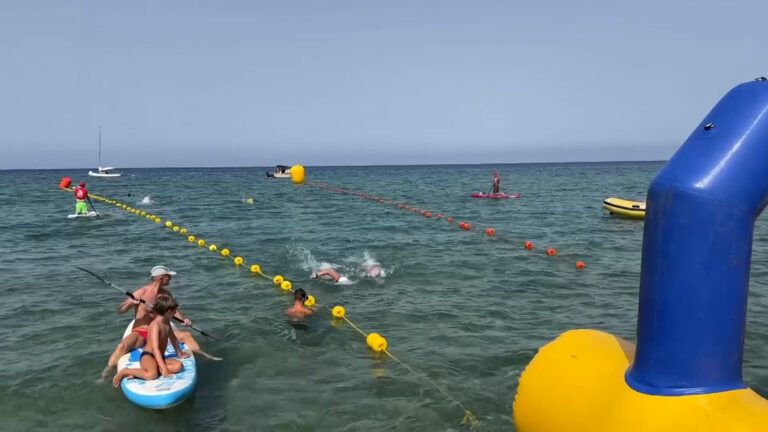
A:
74;181;89;214
491;173;501;194
112;294;190;387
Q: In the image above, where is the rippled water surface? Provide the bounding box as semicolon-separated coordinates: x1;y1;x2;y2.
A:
1;162;767;431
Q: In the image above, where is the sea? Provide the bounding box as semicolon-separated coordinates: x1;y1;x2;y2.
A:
1;162;767;431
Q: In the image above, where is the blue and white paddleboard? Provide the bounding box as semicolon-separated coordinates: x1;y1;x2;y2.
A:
117;320;197;409
68;211;98;218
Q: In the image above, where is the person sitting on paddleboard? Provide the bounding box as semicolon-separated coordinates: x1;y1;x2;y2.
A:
74;181;89;214
285;288;314;319
112;294;190;387
102;266;219;381
311;269;350;284
491;172;501;194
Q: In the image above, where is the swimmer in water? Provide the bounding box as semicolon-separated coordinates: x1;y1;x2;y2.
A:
363;265;384;277
285;288;313;319
311;269;350;284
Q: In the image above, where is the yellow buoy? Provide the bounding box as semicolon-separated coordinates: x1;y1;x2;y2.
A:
250;264;261;274
188;235;196;243
209;244;218;252
155;218;162;224
280;280;292;291
221;248;230;257
180;228;188;235
273;275;284;285
332;305;346;318
366;333;387;352
234;256;244;266
291;164;305;184
304;295;316;307
197;239;205;247
165;221;172;228
173;226;180;232
246;198;254;204
140;211;147;216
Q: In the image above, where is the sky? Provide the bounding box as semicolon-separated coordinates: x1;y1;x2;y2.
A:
1;0;767;169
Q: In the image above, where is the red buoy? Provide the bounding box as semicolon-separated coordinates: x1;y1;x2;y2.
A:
525;241;534;250
547;248;557;256
59;177;72;189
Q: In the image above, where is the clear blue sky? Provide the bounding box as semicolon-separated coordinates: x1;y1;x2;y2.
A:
1;0;766;169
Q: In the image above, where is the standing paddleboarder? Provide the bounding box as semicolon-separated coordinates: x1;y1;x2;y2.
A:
491;173;501;194
74;182;89;215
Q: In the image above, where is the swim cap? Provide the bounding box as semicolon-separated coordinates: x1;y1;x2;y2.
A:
494;173;499;177
79;182;86;187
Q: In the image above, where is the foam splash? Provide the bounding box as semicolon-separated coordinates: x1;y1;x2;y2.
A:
137;195;153;205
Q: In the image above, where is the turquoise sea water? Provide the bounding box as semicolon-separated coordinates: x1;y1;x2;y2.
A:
1;162;767;431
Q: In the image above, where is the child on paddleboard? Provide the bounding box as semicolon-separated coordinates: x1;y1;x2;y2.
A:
112;294;190;387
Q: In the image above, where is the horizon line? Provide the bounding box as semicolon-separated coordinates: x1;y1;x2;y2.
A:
0;159;668;171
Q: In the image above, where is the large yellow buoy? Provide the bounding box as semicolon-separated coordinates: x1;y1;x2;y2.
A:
291;165;305;184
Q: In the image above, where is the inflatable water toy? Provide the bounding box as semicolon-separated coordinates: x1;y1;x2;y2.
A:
67;211;98;218
470;192;521;199
603;197;645;219
116;320;197;409
513;78;768;431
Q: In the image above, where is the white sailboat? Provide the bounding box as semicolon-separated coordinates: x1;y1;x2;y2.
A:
88;126;121;177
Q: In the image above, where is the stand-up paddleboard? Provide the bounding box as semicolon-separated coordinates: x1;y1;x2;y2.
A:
68;211;98;218
116;320;197;409
470;192;521;199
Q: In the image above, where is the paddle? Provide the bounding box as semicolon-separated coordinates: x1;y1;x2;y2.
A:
86;196;100;216
75;266;221;340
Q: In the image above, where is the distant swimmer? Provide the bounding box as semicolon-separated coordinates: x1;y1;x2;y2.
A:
311;269;350;284
285;288;314;319
491;172;501;194
74;181;89;214
363;265;384;277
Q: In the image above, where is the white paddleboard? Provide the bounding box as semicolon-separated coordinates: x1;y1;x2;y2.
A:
116;320;197;409
68;212;98;219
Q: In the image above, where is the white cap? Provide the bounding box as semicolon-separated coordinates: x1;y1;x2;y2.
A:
150;265;177;277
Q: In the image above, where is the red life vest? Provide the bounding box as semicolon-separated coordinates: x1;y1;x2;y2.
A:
75;187;88;200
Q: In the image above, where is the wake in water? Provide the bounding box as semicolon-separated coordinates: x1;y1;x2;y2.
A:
288;244;391;284
136;195;153;205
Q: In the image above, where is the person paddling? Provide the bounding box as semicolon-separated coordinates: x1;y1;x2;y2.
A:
74;181;89;214
491;172;501;194
101;265;220;380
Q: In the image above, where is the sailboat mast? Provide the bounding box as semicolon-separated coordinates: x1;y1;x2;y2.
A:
98;126;102;168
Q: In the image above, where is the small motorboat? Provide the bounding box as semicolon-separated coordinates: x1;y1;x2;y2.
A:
266;165;291;178
471;192;521;199
603;197;646;219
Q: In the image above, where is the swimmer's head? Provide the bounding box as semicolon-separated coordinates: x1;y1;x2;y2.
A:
79;181;86;187
294;288;308;302
155;294;178;316
365;266;382;277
